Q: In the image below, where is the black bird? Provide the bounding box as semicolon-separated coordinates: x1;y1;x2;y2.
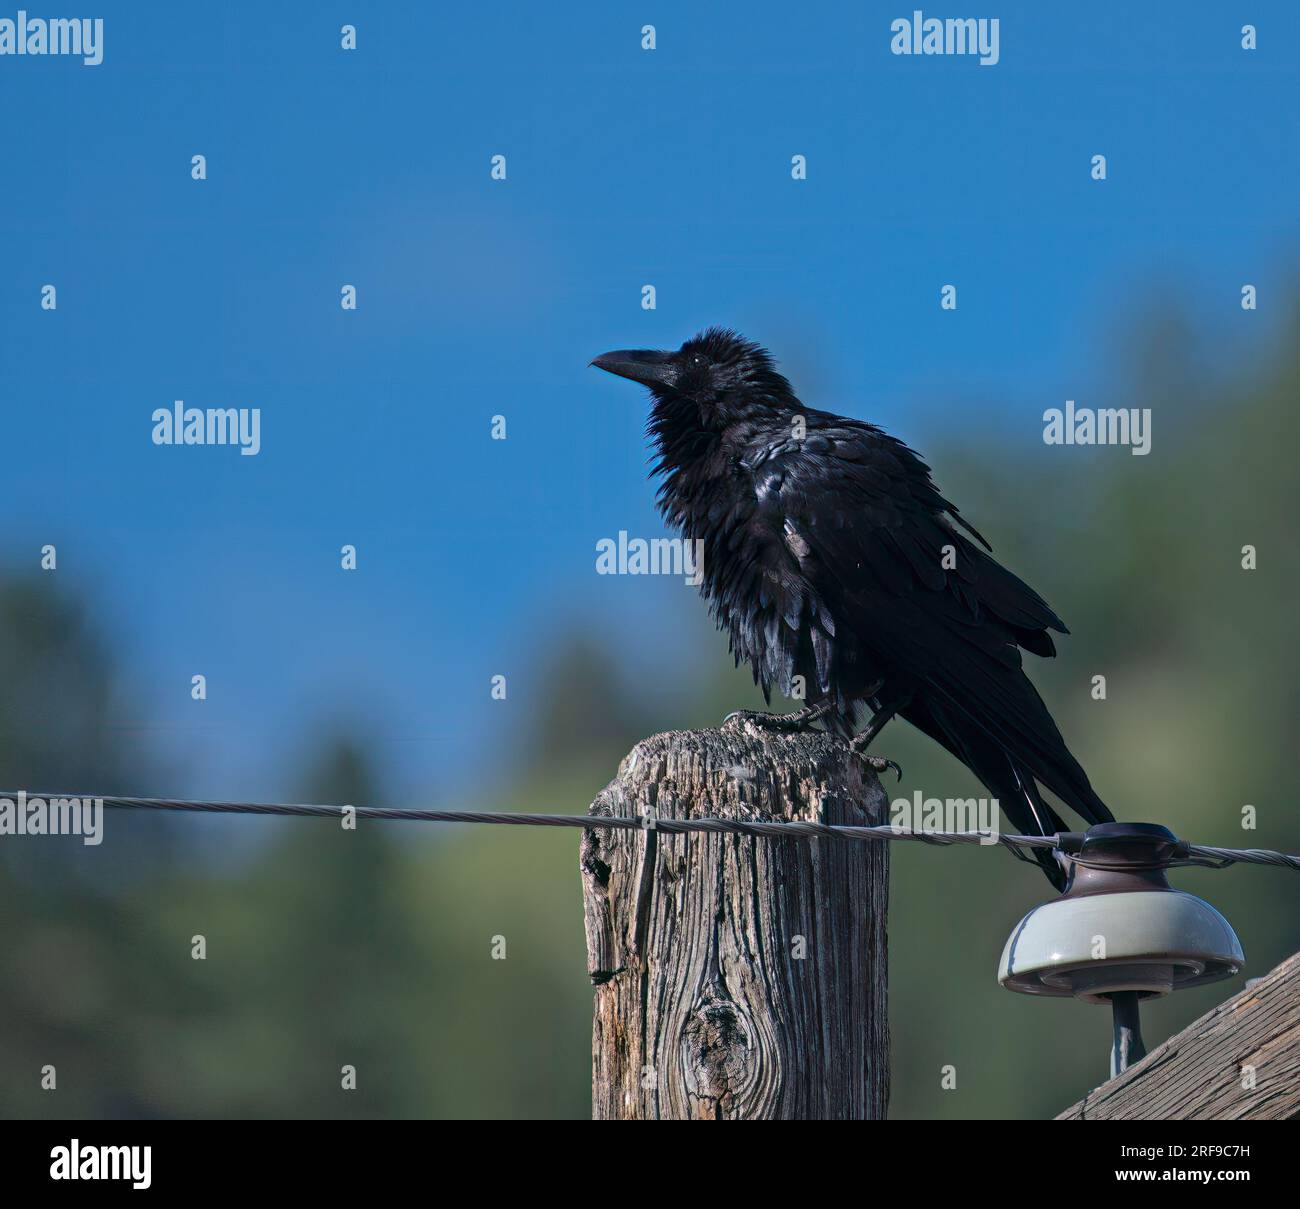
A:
591;327;1112;888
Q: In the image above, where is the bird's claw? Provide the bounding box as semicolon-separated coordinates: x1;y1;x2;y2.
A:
856;753;903;781
723;708;818;733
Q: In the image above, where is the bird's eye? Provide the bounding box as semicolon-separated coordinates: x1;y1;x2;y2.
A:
689;354;707;369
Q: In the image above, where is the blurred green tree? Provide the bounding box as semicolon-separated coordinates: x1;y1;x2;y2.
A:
2;298;1298;1120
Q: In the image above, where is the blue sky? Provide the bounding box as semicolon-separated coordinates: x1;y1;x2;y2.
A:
2;2;1297;804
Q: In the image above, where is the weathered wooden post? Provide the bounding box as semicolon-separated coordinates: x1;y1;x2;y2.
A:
580;724;890;1119
1057;951;1300;1120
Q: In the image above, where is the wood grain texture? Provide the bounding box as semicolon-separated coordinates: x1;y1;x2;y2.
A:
580;723;889;1120
1058;951;1300;1120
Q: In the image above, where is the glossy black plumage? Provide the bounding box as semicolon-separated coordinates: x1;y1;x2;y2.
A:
592;328;1112;887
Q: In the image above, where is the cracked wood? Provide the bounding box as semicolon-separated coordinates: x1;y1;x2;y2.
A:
580;724;889;1120
1058;951;1300;1120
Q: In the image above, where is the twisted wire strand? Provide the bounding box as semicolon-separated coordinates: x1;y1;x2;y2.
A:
4;792;1297;871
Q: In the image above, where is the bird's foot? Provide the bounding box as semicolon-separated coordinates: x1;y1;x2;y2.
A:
723;703;829;733
858;753;903;781
849;724;903;778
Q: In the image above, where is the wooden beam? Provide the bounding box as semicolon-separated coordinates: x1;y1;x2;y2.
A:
580;724;889;1119
1058;951;1300;1120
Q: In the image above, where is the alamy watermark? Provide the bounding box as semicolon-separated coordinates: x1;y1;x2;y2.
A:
596;530;704;586
890;11;1000;66
890;789;999;843
0;791;103;844
1043;400;1152;456
50;1140;150;1189
152;401;262;456
0;11;102;65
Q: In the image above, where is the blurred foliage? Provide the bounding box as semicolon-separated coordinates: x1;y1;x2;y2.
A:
2;300;1299;1119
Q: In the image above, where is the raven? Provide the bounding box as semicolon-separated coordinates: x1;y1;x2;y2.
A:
592;327;1112;888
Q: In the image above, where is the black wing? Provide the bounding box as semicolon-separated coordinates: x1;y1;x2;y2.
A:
757;417;1110;839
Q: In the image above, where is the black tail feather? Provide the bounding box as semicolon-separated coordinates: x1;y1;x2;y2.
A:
898;696;1103;891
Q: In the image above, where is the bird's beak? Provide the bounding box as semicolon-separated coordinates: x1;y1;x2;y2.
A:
590;348;676;389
